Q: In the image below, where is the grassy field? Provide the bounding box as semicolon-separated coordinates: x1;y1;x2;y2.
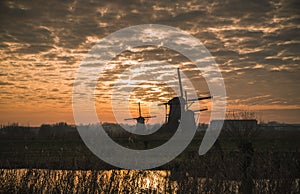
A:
0;129;299;171
0;129;300;161
1;126;300;193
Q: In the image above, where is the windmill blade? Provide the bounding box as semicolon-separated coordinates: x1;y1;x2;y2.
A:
138;102;142;117
177;68;184;97
143;116;157;119
187;96;212;101
124;118;138;121
192;108;208;113
158;102;168;106
165;104;168;123
198;96;212;100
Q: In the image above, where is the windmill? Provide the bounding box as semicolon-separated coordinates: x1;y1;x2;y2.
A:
158;68;212;129
124;102;156;131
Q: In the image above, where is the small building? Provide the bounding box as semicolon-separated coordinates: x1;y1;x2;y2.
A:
210;119;258;130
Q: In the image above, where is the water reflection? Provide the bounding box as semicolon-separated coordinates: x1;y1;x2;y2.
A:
1;169;299;193
0;169;177;193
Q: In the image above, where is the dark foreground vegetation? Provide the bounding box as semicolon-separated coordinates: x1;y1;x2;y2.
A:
0;122;300;193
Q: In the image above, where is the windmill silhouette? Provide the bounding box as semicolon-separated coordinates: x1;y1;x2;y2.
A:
158;68;212;129
124;102;156;132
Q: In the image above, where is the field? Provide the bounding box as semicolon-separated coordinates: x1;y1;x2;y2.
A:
1;124;300;193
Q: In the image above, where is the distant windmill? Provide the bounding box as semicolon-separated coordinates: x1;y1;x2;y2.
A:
158;68;212;128
124;102;156;131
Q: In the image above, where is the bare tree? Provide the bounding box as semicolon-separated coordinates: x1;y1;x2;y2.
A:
224;110;260;140
223;110;261;194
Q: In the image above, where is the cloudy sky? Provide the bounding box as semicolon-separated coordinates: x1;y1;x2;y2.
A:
0;0;299;126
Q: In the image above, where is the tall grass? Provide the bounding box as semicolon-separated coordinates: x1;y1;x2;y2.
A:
0;169;176;193
1;169;299;193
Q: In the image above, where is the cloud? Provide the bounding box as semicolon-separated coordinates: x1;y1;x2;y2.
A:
0;0;299;124
0;81;14;86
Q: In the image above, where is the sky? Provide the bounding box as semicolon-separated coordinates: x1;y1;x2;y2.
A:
0;0;299;126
